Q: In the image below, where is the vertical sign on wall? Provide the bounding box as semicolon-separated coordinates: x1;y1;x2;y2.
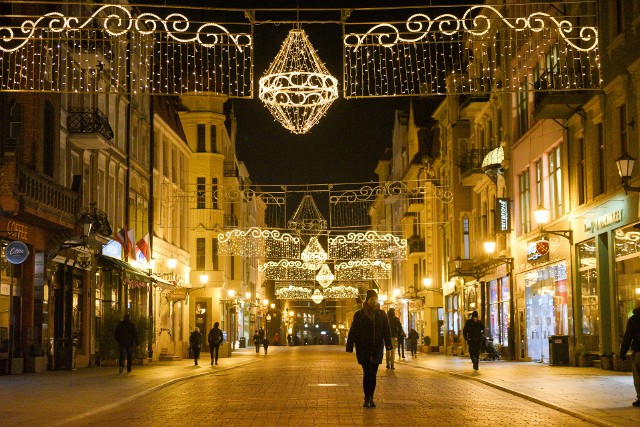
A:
495;198;511;233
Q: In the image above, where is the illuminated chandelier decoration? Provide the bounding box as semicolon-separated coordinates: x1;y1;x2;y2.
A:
301;237;328;271
259;27;338;134
323;285;359;299
315;264;335;288
311;289;325;304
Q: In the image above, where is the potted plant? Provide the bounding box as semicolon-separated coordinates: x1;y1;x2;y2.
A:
574;344;593;367
421;336;431;353
600;351;614;370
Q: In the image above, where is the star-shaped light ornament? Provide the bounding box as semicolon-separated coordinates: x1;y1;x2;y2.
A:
259;28;338;134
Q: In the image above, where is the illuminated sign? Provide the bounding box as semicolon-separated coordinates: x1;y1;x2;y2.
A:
4;240;29;264
527;239;549;261
495;198;511;233
584;209;623;233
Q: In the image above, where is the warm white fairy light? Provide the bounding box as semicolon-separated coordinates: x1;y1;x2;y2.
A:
301;237;328;271
323;285;359;299
315;264;335;288
335;260;391;280
328;231;407;261
311;289;325;304
259;28;338;134
275;284;312;300
218;227;300;259
259;260;316;281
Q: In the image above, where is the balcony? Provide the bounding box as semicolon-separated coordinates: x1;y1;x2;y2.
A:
67;108;114;149
459;148;491;186
533;72;594;120
0;159;80;227
407;193;424;212
224;161;239;177
224;214;238;228
408;236;425;255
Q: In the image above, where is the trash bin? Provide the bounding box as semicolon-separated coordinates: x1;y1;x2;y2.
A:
238;337;246;348
548;335;569;366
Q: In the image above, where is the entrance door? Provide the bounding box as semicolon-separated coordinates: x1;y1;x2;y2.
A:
526;280;555;363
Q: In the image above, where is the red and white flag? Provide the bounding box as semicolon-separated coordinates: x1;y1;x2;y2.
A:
127;228;136;259
136;233;150;262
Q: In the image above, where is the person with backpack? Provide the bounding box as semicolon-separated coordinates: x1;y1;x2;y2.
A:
208;322;224;366
189;327;203;366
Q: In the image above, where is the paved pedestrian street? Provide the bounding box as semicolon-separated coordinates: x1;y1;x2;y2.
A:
8;345;632;427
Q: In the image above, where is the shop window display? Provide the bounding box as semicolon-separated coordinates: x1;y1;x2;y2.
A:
615;226;640;347
578;239;599;352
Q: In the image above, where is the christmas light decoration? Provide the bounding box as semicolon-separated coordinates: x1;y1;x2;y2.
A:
335;260;391;280
323;285;359;299
311;288;324;304
259;260;316;281
288;194;327;232
315;264;334;288
301;237;327;271
275;283;312;300
328;231;407;260
218;227;300;259
258;28;338;134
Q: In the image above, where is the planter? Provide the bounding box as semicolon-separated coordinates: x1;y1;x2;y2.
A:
25;356;47;373
600;356;614;370
11;357;24;374
575;354;596;367
614;355;632;372
420;345;430;353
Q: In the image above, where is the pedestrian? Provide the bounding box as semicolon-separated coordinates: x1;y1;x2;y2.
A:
189;327;203;366
346;289;392;408
114;313;140;373
263;336;270;355
208;322;224;366
274;333;280;346
463;310;485;370
385;307;402;369
408;328;419;358
253;330;261;354
620;306;640;407
397;329;406;360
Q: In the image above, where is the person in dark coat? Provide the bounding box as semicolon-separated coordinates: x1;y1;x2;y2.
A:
114;313;140;373
263;336;270;355
208;322;224;366
253;330;261;354
408;328;419;358
189;327;203;366
620;306;640;407
463;310;485;370
346;289;393;408
385;307;403;369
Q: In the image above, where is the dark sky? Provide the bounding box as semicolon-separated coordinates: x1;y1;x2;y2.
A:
147;1;473;185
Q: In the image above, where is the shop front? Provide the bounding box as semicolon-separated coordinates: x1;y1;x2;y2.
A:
443;278;462;354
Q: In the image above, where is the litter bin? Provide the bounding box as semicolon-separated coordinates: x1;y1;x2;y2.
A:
548;335;569;366
238;337;246;348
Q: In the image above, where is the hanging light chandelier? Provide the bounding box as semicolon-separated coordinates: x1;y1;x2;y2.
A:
311;288;325;304
259;28;338;134
315;263;334;288
301;236;327;271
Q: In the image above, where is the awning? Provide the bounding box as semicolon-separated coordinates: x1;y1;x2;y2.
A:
481;146;504;170
149;274;175;289
97;255;151;283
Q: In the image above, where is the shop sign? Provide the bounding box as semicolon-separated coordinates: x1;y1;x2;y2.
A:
6;220;29;241
4;240;29;264
495;198;511;233
584;209;623;234
102;240;122;260
527;239;549;261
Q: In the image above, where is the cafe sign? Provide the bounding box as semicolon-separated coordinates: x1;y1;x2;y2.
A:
4;240;29;265
527;239;549;261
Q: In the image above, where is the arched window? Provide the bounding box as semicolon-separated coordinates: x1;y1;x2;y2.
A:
43;101;55;177
6;101;23;153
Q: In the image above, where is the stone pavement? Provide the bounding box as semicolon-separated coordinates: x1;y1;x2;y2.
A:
0;346;639;426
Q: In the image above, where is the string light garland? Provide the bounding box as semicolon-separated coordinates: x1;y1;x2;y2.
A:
258;28;338;133
218;227;300;258
259;260;316;281
301;237;328;271
275;284;313;300
335;260;391;280
328;231;407;261
323;285;359;299
315;264;335;288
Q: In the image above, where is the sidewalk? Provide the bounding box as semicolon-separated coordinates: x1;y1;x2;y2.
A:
1;347;639;426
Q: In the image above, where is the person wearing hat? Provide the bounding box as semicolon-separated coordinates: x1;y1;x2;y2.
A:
189;327;203;366
346;289;393;408
463;310;485;370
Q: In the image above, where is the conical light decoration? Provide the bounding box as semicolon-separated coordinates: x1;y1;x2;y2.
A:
315;263;334;288
311;289;324;304
301;236;327;271
259;28;338;134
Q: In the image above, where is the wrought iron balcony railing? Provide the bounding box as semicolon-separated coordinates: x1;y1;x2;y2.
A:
459;148;491;175
67;108;114;141
224;161;239;177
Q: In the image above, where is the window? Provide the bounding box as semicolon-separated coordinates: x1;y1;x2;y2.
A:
210;125;217;153
579;239;599;352
196;238;205;270
7;102;23;153
197;124;206;152
535;160;542;206
519;170;531;234
576;137;585;205
212;239;219;270
597;124;605;196
615;0;625;35
548;145;563;220
197;177;206;209
462;216;470;259
211;177;218;209
517;82;528;138
43;101;55;177
413;264;419;287
230;255;235;280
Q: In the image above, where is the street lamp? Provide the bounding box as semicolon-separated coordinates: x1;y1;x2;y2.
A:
533;205;573;244
200;274;208;286
616;151;640;192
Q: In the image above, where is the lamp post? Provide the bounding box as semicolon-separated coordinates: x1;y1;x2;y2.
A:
533;205;573;243
616;151;640;192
